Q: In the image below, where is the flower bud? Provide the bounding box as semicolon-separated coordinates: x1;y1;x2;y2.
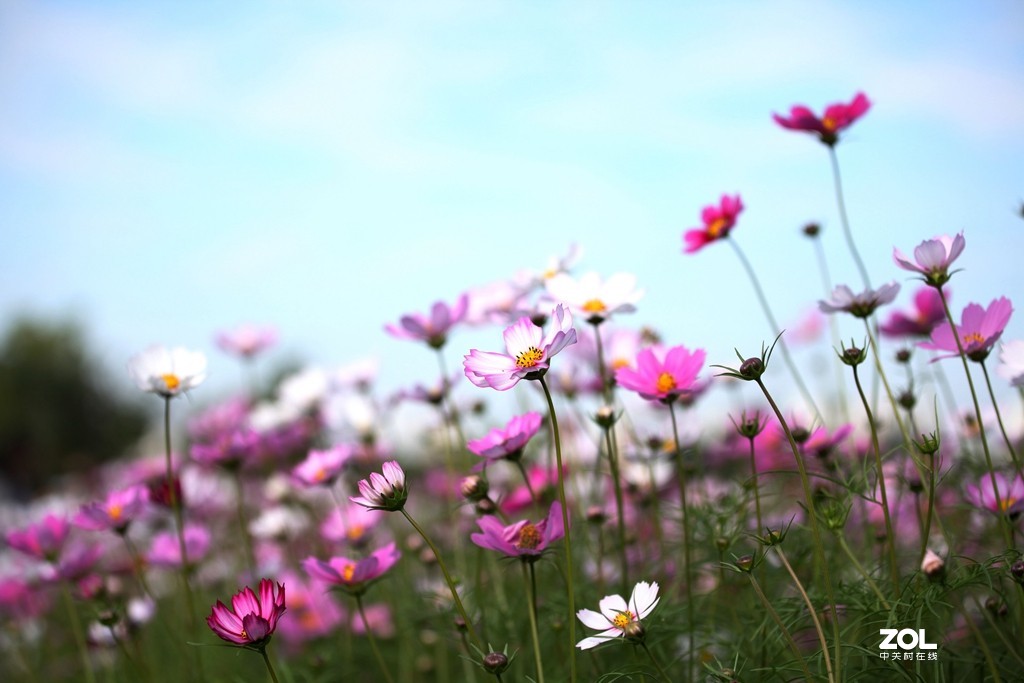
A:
914;432;940;455
474;498;497;516
482;652;510;675
895;348;912;364
1010;560;1024;585
802;222;821;238
594;405;618;429
461;475;489;502
898;390;916;411
736;554;755;573
791;426;810;445
739;357;764;379
838;343;867;367
586;506;608;525
921;549;945;581
622;620;646;642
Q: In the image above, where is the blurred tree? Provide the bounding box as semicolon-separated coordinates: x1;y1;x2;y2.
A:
0;317;148;498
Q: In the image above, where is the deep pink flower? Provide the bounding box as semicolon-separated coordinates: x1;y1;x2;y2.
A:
207;578;286;648
614;345;706;403
920;297;1013;362
470;501;564;561
965;472;1024;516
501;465;563;516
216;324;278;360
773;92;871;146
302;542;401;595
5;514;69;562
292;445;354;488
893;233;965;288
385;294;469;349
880;287;947;338
463;304;577;391
803;424;853;458
682;194;743;254
818;282;900;318
467;412;543;464
350;461;407;511
73;486;149;534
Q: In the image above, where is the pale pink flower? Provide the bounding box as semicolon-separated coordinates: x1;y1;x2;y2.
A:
893;233;965;288
216;324;278;359
576;581;660;650
920;297;1013;362
385;294;469;349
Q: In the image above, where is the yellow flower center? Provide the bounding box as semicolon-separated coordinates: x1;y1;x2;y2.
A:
542;267;558;280
1000;497;1018;513
822;115;838;131
611;358;630;370
516;523;542;550
515;346;544;369
582;299;607;313
963;332;985;345
707;217;729;237
347;524;365;541
655;372;676;394
342;563;356;582
313;468;326;482
240;628;249;639
108;504;123;521
161;373;181;391
612;611;635;629
300;611;320;628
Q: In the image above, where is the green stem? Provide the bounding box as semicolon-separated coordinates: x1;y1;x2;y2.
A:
603;422;629;594
356;595;395;683
234;470;257;580
811;233;851;422
852;364;900;595
980;359;1023;479
537;376;576;683
524;563;547;683
163;398;196;629
729;237;823;423
60;582;96;683
667;402;695;680
639;641;673;683
746;571;816;683
775;546;835;683
827;144;871;290
754;377;842;680
836;533;891;611
747;435;763;539
399;508;482;648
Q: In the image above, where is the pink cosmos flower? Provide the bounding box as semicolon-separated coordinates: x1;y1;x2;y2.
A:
965;472;1024;516
385;294;469;349
803;424;853;458
614;345;706;403
320;504;382;547
302;542;401;595
463;304;577;391
350;461;407;511
501;465;563;516
880;287;947;338
350;602;395;638
920;297;1013;362
207;578;286;648
73;486;149;534
275;572;344;647
147;524;211;567
470;501;564;561
772;92;871;146
818;282;900;318
5;514;69;562
216;324;278;359
467;412;543;465
292;445;354;488
682;194;743;253
544;272;643;324
575;581;660;650
893;233;965;288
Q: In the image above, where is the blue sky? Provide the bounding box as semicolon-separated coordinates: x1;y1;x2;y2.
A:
2;0;1023;414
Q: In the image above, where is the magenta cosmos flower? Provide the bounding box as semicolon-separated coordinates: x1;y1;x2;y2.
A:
73;485;149;534
216;324;278;359
292;444;354;488
614;345;706;403
467;412;543;464
576;581;660;650
819;282;900;318
463;304;577;391
880;286;947;338
893;233;965;288
773;92;871;146
385;294;469;349
350;460;407;511
920;297;1013;362
302;542;401;595
683;194;743;254
5;514;69;562
207;578;286;649
965;472;1024;516
470;501;564;562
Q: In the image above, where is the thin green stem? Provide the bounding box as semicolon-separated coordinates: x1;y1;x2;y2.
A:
60;581;96;683
164;397;197;631
827;145;871;290
667;402;695;680
835;533;891;611
639;641;673;683
754;377;841;680
399;508;482;648
259;648;281;683
852;363;900;595
729;238;823;423
356;595;395;683
524;563;547;683
537;376;577;683
746;571;816;683
980;359;1023;479
515;459;540;507
603;422;629;594
775;546;835;683
747;435;763;538
811;234;851;422
234;470;257;580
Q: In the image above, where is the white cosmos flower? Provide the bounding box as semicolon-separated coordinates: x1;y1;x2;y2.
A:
127;345;207;398
546;271;643;324
575;580;660;650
